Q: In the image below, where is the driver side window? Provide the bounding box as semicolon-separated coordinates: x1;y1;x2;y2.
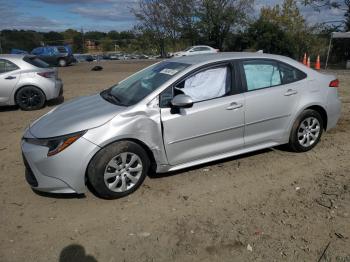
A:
160;65;231;107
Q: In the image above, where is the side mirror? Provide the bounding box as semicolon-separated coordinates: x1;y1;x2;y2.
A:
171;94;193;108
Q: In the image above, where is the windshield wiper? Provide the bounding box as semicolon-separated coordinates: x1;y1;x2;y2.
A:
101;90;122;105
106;92;121;103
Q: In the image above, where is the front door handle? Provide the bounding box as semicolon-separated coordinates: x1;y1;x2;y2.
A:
284;89;298;96
226;102;243;110
5;76;16;80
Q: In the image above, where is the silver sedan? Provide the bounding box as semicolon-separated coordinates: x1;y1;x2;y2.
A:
21;53;341;198
0;54;63;110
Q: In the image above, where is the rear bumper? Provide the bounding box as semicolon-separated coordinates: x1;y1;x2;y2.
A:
46;79;63;100
326;91;342;130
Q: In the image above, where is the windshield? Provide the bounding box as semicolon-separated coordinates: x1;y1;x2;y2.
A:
184;47;193;51
101;61;189;106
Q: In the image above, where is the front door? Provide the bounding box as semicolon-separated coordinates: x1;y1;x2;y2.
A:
160;64;245;165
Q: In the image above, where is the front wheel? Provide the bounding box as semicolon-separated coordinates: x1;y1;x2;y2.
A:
288;109;323;152
87;141;150;199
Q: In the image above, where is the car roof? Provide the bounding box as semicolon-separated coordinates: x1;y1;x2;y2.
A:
0;54;33;63
192;45;212;48
170;52;299;66
0;54;27;59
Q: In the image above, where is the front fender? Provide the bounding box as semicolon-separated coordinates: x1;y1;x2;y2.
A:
83;108;168;166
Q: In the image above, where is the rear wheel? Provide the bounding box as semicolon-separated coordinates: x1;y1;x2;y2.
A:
87;141;150;199
15;86;46;111
288;109;323;152
58;58;67;67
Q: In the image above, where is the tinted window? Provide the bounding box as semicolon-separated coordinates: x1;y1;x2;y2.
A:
243;61;281;91
0;59;19;74
57;46;67;53
279;63;306;84
199;47;210;51
192;47;201;52
23;56;50;68
31;47;43;55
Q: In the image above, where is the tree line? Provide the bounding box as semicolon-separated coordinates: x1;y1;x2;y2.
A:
0;0;349;64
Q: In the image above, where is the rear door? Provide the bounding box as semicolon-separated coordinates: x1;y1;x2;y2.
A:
0;59;20;104
240;59;305;146
160;62;245;165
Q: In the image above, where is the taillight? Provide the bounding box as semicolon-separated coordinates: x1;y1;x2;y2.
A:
329;79;339;88
37;72;55;78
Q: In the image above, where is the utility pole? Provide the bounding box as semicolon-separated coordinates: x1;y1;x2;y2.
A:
81;27;85;53
0;31;2;54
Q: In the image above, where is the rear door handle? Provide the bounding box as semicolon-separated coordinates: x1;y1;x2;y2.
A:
284;89;298;96
5;76;16;80
226;102;243;110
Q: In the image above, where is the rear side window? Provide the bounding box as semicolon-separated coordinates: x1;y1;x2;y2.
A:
199;47;210;51
23;56;49;68
57;47;67;53
0;59;19;74
31;47;43;55
279;63;307;84
243;60;281;91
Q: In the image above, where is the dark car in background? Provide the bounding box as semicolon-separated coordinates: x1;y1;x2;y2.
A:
31;46;74;67
73;54;94;63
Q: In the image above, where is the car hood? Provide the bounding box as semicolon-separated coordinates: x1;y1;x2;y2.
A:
29;94;125;138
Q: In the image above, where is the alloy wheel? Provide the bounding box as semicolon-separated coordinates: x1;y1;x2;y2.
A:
104;152;143;192
20;89;42;108
297;117;321;147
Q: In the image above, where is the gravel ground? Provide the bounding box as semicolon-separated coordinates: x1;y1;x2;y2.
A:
0;61;349;262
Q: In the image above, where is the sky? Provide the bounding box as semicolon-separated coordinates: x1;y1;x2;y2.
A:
0;0;346;32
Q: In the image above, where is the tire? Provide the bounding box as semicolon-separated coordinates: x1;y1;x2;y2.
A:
288;109;323;152
15;86;46;111
58;58;67;67
87;141;150;199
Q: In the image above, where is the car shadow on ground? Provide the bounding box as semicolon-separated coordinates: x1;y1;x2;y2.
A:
0;105;19;112
59;244;98;262
46;95;65;107
0;96;64;112
148;145;290;179
31;146;294;200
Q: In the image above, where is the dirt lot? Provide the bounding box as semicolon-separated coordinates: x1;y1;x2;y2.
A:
0;61;349;262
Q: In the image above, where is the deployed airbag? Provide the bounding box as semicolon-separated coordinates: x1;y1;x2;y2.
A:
182;67;227;102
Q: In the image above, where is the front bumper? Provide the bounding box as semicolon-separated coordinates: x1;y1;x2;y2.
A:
21;135;100;194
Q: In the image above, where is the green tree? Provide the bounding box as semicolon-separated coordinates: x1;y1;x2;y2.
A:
345;0;350;31
196;0;254;49
0;30;43;53
42;31;64;45
259;0;321;59
84;31;107;41
247;18;295;56
100;38;114;51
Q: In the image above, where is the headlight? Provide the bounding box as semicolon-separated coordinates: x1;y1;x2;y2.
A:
24;131;86;157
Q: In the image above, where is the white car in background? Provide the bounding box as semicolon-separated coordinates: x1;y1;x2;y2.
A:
0;55;63;110
172;45;218;57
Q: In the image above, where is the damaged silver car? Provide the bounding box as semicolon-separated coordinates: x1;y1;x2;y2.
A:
21;53;341;198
